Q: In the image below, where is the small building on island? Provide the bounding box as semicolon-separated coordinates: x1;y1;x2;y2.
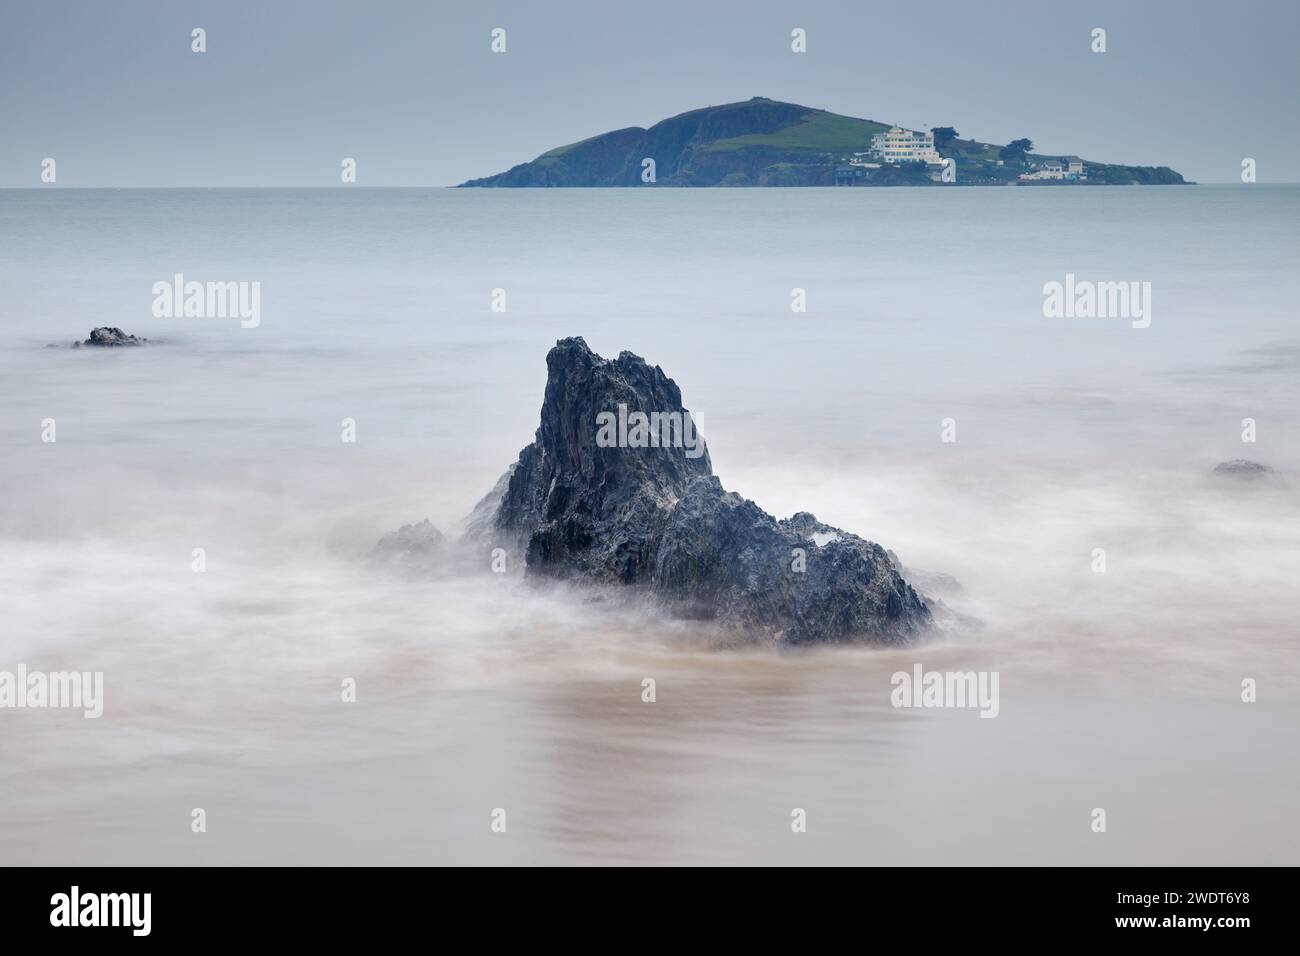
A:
1019;156;1086;182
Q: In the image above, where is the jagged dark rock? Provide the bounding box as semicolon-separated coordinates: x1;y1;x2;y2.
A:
477;336;931;644
492;338;713;580
1213;459;1273;479
75;327;147;347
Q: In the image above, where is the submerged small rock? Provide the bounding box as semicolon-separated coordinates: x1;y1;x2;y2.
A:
73;327;148;348
1212;459;1273;479
370;519;448;571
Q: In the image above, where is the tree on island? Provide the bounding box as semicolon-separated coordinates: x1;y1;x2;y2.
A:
931;127;959;149
999;138;1035;163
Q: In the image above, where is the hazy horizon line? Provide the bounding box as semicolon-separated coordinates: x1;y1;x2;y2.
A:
8;182;1298;190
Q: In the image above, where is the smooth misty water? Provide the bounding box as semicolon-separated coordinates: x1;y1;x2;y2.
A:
1;186;1297;865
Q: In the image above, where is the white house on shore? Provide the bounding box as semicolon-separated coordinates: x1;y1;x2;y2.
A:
847;151;881;168
869;127;943;164
1019;157;1086;182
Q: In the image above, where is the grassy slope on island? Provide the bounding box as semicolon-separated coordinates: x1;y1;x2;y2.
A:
701;109;891;154
460;97;1185;187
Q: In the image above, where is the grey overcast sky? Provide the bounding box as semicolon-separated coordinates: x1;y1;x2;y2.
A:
1;0;1296;186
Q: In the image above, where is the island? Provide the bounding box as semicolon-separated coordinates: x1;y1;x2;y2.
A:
459;97;1186;187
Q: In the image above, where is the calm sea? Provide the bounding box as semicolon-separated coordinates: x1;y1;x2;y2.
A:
1;186;1297;863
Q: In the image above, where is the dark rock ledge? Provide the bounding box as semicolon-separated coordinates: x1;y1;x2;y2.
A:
381;337;934;645
65;327;148;348
1212;459;1273;479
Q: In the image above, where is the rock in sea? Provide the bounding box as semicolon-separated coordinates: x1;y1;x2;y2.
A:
72;327;148;348
1212;459;1273;479
454;337;932;645
369;519;449;572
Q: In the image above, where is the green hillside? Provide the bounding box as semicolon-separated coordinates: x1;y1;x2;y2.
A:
459;97;1185;187
702;110;891;154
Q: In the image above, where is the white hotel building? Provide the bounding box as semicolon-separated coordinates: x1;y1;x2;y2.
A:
869;127;943;164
